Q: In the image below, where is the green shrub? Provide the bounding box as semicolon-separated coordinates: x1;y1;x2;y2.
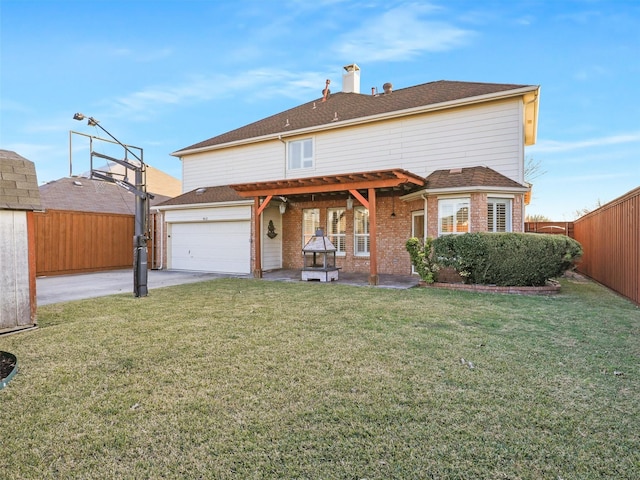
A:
405;237;439;283
432;233;582;286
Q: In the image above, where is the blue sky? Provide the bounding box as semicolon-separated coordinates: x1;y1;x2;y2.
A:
2;0;638;220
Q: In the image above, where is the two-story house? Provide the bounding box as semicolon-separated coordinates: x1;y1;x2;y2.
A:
154;64;539;284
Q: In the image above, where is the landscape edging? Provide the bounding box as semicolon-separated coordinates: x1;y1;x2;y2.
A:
419;280;561;295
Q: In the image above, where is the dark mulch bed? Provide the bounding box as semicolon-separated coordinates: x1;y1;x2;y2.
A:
0;351;17;382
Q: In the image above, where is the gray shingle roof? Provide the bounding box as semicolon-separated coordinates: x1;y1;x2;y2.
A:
0;150;42;211
156;185;246;207
39;177;171;214
174;80;534;154
425;166;527;190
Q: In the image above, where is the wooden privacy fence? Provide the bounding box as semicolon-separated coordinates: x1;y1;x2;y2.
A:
525;221;574;237
573;187;640;306
34;210;134;276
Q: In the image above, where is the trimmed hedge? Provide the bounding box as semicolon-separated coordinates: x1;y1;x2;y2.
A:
431;233;583;286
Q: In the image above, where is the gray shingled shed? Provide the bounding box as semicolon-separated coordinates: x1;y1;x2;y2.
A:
0;149;41;334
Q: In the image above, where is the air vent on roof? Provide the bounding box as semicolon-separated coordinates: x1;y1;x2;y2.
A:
449;168;463;174
383;82;393;94
73;180;83;186
195;188;206;194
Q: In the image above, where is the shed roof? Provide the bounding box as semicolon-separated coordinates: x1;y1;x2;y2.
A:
173;80;537;155
0;149;42;211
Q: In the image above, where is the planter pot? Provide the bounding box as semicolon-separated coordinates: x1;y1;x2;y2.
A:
0;351;18;390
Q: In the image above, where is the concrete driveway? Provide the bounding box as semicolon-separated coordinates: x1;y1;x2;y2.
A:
36;269;245;306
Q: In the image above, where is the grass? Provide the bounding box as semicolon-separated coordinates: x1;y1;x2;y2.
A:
1;277;638;479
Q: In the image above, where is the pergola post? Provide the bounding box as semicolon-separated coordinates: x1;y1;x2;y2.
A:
368;187;378;285
253;196;262;278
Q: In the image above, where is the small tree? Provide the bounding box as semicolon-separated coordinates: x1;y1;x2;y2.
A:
526;213;551;222
405;237;439;283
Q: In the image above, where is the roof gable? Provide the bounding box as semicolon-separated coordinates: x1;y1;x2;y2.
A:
174;80;536;155
0;149;42;211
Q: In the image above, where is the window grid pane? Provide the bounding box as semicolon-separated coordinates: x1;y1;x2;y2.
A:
288;139;313;170
354;207;369;255
302;208;320;247
488;198;511;232
439;199;469;235
327;208;346;253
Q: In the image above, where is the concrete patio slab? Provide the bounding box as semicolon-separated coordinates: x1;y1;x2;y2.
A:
36;268;420;306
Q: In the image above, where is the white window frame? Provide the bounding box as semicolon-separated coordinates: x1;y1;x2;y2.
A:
327;208;346;256
302;208;320;247
354;206;369;256
287;138;314;171
438;197;470;236
487;198;512;232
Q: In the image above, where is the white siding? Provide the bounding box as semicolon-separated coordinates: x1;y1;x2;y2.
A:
182;142;285;193
181;98;526;189
261;206;282;270
165;205;252;223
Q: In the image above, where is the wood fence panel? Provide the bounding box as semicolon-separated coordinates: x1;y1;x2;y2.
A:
525;221;574;237
573;187;640;305
34;210;134;276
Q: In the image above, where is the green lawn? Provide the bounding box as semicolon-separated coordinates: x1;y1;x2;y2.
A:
1;277;638;479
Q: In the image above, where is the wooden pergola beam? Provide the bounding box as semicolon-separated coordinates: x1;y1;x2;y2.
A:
237;169;426;285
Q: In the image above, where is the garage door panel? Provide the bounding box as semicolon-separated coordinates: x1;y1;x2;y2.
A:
170;221;250;274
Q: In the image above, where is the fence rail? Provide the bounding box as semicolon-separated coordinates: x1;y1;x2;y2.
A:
34;209;134;276
573;187;640;305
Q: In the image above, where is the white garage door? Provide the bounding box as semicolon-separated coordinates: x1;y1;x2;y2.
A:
169;221;250;274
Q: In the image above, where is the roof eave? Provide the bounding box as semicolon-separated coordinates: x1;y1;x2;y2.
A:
172;85;541;157
152;199;253;211
523;87;540;146
401;185;529;201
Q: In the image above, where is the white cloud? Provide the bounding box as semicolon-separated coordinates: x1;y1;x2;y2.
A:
101;68;327;120
332;4;473;62
533;132;640;153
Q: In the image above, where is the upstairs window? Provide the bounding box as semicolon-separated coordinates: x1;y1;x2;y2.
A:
488;198;512;232
438;198;469;235
327;208;346;255
288;138;314;170
354;207;370;256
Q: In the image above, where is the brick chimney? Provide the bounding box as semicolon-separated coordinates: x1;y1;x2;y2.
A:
342;64;360;93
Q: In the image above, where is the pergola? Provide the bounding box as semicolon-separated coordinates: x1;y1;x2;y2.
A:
230;169;425;285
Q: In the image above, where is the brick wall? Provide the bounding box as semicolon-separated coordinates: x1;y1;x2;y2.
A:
470;192;487;232
280;194;416;275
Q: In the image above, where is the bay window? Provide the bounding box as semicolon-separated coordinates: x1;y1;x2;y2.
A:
438;198;469;235
488;198;512;232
